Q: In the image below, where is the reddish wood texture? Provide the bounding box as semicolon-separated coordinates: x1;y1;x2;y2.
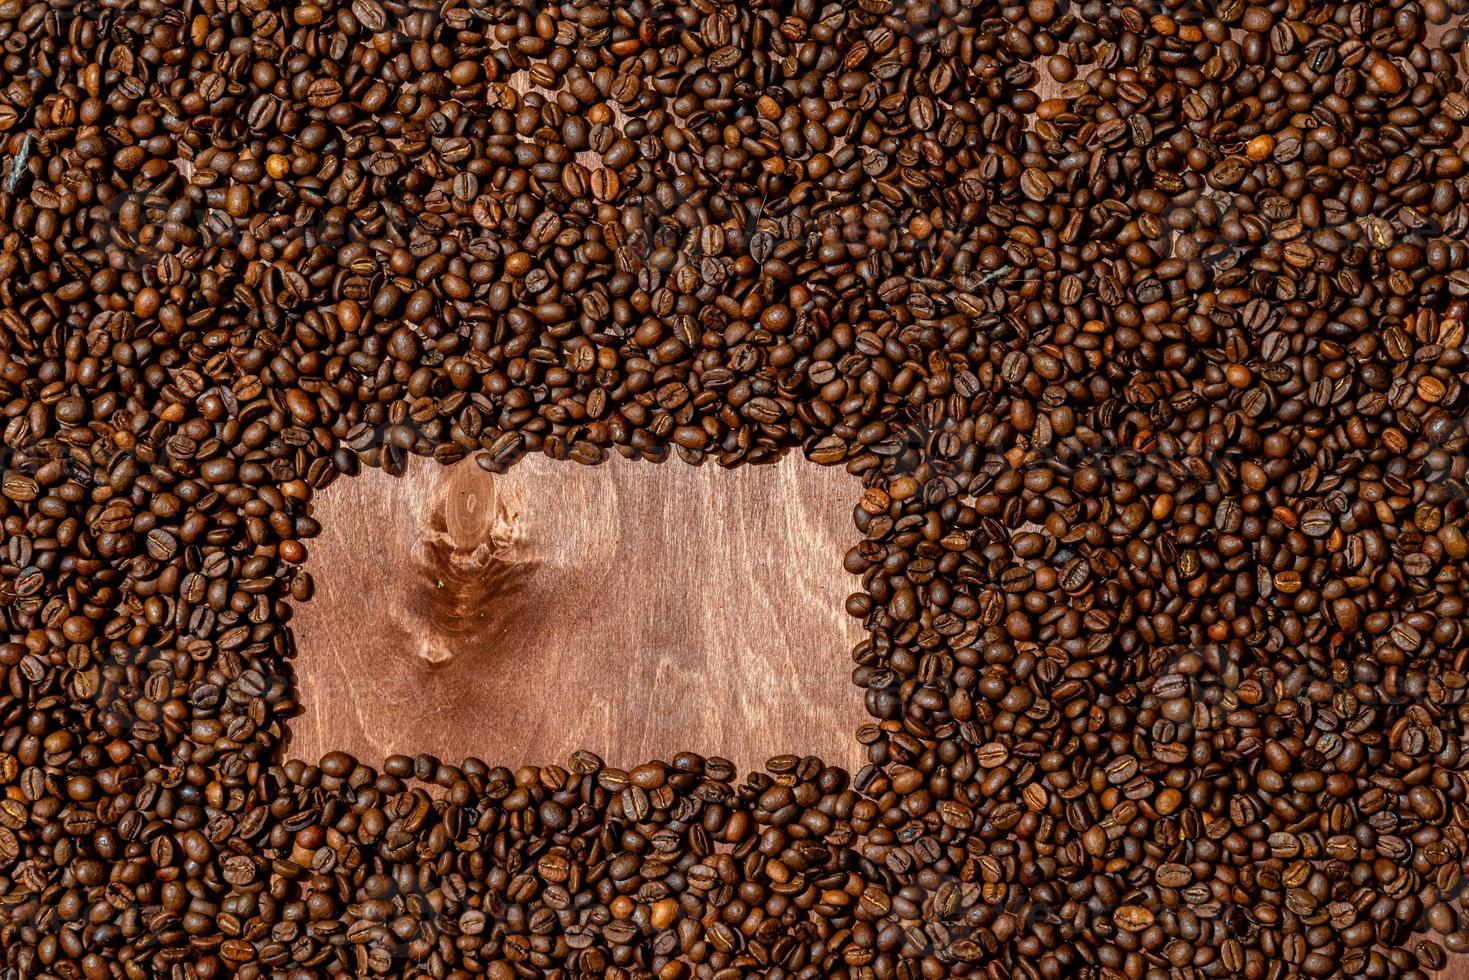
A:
286;454;869;776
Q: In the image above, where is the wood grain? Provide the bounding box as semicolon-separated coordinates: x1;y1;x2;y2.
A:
1437;939;1469;980
285;453;869;775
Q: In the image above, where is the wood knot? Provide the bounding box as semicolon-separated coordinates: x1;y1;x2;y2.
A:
400;467;535;652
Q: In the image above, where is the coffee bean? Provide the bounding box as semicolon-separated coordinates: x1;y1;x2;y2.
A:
1115;906;1155;932
2;1;1468;977
1155;863;1192;888
1019;168;1052;201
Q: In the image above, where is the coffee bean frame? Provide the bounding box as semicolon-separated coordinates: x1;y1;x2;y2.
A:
2;1;1469;979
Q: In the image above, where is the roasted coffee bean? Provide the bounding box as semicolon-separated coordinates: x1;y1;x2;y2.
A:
2;0;1469;977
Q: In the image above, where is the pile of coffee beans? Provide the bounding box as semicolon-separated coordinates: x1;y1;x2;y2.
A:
1;0;1468;975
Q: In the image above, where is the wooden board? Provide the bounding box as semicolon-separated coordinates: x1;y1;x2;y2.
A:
286;453;869;775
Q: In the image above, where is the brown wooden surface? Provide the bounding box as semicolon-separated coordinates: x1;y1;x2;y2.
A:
286;453;868;775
